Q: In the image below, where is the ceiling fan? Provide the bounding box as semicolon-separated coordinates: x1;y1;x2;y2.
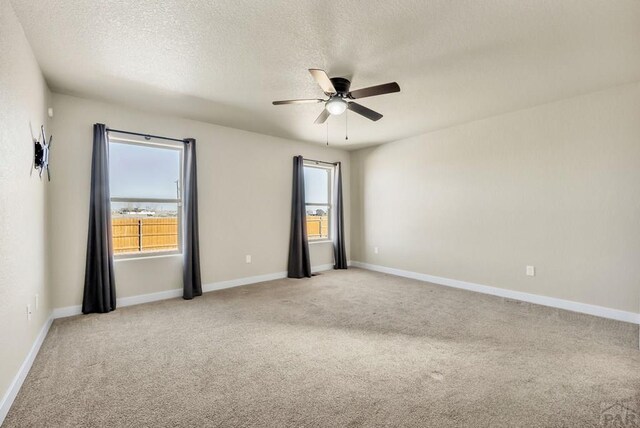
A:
272;69;400;124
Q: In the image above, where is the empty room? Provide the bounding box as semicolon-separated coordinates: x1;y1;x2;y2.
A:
1;1;639;427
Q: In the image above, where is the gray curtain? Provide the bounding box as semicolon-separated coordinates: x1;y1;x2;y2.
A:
332;162;348;269
183;138;202;299
82;123;116;314
287;155;311;278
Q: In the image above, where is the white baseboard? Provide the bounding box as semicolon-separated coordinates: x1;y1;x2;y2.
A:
52;263;339;319
203;271;287;293
351;261;640;325
0;314;53;426
52;287;185;318
51;305;81;319
313;263;339;273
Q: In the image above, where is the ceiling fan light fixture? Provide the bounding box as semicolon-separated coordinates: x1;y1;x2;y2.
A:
325;97;348;115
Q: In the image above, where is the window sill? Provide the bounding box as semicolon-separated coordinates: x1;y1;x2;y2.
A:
309;239;333;245
114;252;182;262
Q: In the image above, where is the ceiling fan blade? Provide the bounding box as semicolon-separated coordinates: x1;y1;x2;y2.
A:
348;82;400;99
272;99;324;105
314;109;330;125
348;102;383;121
309;69;336;94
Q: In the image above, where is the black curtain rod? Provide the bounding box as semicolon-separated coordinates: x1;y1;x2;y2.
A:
106;128;185;143
304;158;337;166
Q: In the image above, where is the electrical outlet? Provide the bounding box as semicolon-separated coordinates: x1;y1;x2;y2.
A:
374;246;379;254
35;294;39;310
526;266;535;277
245;255;252;264
26;304;32;321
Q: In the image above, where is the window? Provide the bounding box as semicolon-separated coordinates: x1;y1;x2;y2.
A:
108;136;183;257
304;162;334;241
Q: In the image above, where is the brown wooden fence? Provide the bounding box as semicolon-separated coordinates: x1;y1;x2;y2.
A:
307;215;328;239
112;217;178;254
113;215;328;254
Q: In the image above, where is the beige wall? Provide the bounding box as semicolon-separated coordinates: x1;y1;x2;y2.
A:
49;94;350;309
351;83;640;314
0;0;51;408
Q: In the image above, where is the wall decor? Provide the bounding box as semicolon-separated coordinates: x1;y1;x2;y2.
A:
34;125;51;181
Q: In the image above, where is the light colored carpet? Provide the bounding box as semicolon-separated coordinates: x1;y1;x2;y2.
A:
4;268;639;427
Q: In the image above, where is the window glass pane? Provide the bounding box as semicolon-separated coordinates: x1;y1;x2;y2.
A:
109;142;181;199
111;202;178;254
304;166;329;204
306;205;329;240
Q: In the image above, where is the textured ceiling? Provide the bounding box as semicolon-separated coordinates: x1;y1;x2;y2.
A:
11;0;640;149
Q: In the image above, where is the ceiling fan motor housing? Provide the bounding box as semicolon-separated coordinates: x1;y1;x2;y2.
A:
329;77;351;96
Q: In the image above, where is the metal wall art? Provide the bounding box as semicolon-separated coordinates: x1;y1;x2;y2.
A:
34;125;51;181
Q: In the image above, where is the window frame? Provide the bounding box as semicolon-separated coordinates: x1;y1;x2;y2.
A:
303;161;334;243
108;135;184;260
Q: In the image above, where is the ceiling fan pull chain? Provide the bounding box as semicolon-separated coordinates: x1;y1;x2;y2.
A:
326;121;329;146
345;109;349;140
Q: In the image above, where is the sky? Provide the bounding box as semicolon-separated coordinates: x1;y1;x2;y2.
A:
304;166;329;204
109;142;180;199
109;141;329;213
